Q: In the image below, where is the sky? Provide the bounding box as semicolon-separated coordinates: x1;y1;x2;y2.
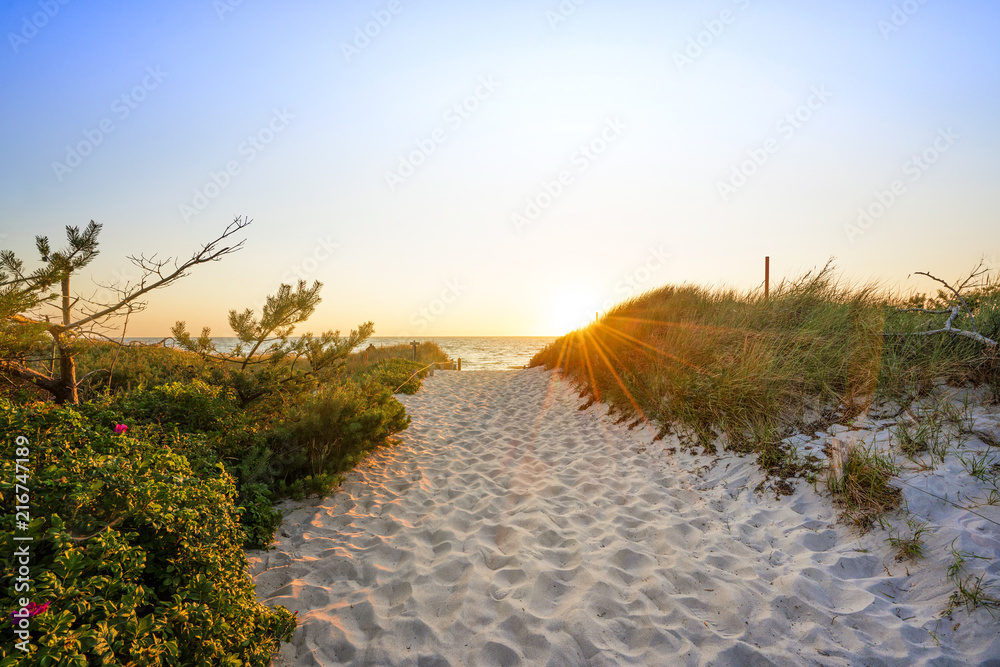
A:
1;0;998;337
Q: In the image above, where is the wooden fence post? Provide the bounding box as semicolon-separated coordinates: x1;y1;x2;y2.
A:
765;256;770;299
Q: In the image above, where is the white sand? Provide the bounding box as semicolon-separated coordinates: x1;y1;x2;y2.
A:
248;369;1000;666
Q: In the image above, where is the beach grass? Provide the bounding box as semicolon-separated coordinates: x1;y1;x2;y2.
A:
828;442;902;530
530;262;1000;476
888;518;929;561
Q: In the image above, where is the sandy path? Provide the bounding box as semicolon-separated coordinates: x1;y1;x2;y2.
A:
249;369;1000;666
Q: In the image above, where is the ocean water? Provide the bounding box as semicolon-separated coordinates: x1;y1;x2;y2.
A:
366;337;556;370
123;336;556;371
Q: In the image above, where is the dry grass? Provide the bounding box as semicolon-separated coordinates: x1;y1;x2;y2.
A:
530;262;999;475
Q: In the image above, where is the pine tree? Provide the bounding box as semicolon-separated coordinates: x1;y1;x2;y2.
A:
173;280;374;406
0;216;250;403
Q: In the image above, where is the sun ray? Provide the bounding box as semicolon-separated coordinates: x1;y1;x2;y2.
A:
596;321;713;376
578;331;602;404
583;328;649;424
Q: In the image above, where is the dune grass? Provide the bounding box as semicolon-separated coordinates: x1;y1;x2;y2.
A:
888;518;930;561
828;442;902;530
530;263;1000;477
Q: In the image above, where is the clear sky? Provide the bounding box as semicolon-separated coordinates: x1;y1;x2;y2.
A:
2;0;998;336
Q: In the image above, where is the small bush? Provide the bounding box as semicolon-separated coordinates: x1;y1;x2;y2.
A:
115;379;238;433
274;473;344;502
75;341;212;398
360;358;430;394
343;342;449;374
268;380;410;484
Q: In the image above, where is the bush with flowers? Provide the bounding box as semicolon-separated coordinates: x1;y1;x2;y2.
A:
0;399;295;666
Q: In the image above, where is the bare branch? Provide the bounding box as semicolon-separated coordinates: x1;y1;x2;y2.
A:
888;304;996;347
891;267;998;348
65;216;250;332
914;270;980;335
896;327;997;347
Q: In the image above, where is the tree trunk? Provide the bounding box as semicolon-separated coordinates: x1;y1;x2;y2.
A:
55;343;78;404
57;273;79;404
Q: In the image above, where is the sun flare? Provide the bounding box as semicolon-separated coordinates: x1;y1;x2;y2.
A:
545;290;598;336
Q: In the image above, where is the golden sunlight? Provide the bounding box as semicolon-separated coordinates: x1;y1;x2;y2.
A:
545;289;599;335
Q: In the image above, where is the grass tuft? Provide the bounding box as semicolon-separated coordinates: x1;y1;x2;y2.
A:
827;443;902;530
887;518;929;561
944;540;1000;618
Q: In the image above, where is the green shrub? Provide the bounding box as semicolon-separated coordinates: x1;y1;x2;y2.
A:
359;358;430;394
237;483;284;551
115;379;238;433
274;473;344;502
342;342;449;375
0;399;296;665
74;342;212;399
268;380;410;484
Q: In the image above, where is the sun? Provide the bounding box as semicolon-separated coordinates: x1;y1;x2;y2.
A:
545;289;598;335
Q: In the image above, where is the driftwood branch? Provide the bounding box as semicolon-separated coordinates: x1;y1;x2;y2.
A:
914;266;984;335
891;266;997;348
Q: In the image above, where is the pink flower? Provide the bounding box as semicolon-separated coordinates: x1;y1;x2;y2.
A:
114;424;128;435
10;601;48;623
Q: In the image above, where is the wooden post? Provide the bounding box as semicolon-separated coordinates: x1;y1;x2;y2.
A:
458;358;462;371
410;341;418;360
764;256;770;299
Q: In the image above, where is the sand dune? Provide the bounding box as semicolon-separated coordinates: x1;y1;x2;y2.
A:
248;368;1000;666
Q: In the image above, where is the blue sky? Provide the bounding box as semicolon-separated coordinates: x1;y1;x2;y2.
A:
2;0;998;336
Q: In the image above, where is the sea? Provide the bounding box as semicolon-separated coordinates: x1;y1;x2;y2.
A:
123;336;557;371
